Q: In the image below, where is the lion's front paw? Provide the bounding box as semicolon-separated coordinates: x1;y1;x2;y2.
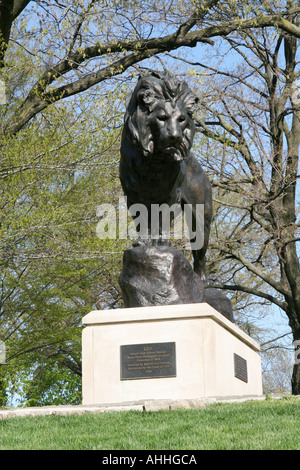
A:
132;238;150;247
151;238;171;248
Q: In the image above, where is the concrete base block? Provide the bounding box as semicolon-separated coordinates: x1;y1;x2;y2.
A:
82;303;263;405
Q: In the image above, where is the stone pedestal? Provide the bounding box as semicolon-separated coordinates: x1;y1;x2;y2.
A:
82;303;262;405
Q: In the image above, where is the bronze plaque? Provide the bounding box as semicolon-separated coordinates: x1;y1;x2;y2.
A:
120;342;176;380
234;353;248;383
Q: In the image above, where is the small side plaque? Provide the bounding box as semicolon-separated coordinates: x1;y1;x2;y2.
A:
234;353;248;383
120;342;176;380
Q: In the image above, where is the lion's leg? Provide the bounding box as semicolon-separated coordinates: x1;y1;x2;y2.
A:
181;193;211;281
148;204;174;248
126;197;151;246
188;210;210;281
193;248;208;281
127;199;172;247
179;157;212;282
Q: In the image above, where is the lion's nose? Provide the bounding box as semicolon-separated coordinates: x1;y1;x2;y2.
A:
168;124;182;143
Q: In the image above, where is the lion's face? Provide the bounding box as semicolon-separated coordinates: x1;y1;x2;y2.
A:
124;72;198;161
146;99;195;161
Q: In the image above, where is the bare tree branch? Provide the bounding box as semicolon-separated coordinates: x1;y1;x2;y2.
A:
212;282;287;310
4;5;300;136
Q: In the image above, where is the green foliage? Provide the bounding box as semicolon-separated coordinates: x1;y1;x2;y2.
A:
15;363;82;407
1;0;299;404
0;82;129;404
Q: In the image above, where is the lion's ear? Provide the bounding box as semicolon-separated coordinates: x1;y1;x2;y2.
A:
184;94;199;116
125;92;132;108
137;88;157;111
186;94;199;116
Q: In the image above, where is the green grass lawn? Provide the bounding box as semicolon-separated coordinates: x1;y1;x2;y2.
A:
0;397;300;450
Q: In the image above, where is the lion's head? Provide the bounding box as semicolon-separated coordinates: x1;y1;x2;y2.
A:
123;71;198;161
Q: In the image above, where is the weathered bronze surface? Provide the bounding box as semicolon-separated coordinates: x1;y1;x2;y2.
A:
234;353;248;383
120;342;176;380
119;71;234;322
120;71;212;281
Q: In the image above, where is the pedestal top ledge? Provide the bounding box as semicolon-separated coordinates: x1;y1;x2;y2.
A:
82;303;260;352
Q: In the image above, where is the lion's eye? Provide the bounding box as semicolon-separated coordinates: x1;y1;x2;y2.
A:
178;115;186;123
157;115;167;121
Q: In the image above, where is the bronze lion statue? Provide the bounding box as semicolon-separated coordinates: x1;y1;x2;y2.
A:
119;71;212;280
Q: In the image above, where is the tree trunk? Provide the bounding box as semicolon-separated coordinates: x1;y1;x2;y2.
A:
291;325;300;394
0;372;7;407
292;332;300;394
0;1;31;66
292;363;300;395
